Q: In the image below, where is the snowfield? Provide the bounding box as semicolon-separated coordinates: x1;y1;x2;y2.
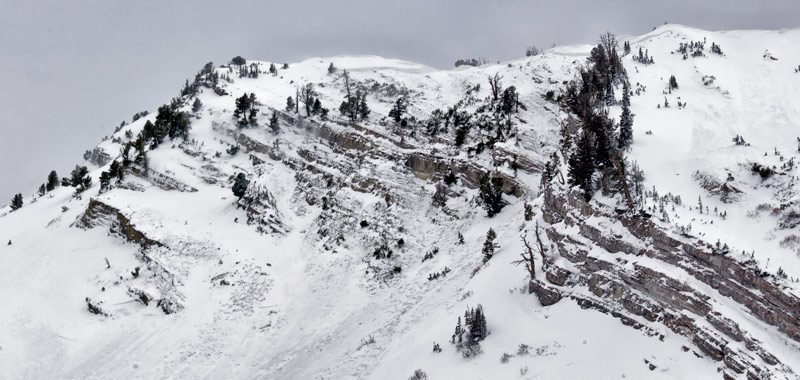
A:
1;24;799;380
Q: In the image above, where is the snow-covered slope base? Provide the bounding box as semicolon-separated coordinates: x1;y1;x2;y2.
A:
1;25;799;380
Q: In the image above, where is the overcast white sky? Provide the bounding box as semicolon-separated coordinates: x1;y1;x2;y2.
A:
1;0;798;202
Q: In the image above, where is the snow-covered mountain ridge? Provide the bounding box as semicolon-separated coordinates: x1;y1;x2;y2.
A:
1;24;800;379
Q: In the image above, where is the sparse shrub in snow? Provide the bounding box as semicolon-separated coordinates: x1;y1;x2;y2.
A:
780;235;800;249
461;343;482;358
517;343;530;355
454;58;485;67
421;247;439;262
85;297;110;316
525;46;541;57
432;342;441;353
710;42;723;55
407;369;427;380
357;335;376;350
500;352;513;363
427;267;450;281
372;243;393;259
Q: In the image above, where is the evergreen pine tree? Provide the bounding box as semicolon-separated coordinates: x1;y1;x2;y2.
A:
99;171;111;192
70;165;89;188
38;184;46;196
451;316;463;345
604;81;615;106
357;90;371;121
481;228;498;262
269;63;277;76
327;62;337;75
472;305;487;342
443;170;457;185
46;170;59;191
568;130;596;201
192;98;203;113
109;160;121;182
232;173;249;199
10;193;23;211
312;98;322;115
248;93;258;125
286;96;295;112
269;112;280;133
479;174;506;217
668;75;679;91
388;96;407;123
618;81;634;149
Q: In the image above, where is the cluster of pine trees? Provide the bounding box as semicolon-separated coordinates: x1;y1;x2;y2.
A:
633;46;655;65
560;33;635;204
338;70;370;122
286;83;328;118
181;62;221;98
234;93;259;127
451;305;488;357
238;63;260;79
63;165;93;194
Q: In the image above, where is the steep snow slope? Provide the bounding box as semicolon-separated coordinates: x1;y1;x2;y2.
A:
1;24;799;380
626;25;800;283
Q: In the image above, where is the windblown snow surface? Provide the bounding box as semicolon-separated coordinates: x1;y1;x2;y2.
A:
1;24;800;379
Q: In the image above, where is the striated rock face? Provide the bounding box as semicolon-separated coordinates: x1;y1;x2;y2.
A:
529;279;561;306
405;152;524;196
73;199;184;314
532;186;800;379
74;199;163;248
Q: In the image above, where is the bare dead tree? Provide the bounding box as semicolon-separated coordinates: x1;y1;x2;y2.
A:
599;31;618;60
488;72;503;101
298;83;315;116
513;222;548;280
515;233;537;279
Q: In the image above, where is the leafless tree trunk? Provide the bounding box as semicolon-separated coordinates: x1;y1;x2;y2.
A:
513;222;548;280
599;31;618;59
488;72;503;101
298;83;315;117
